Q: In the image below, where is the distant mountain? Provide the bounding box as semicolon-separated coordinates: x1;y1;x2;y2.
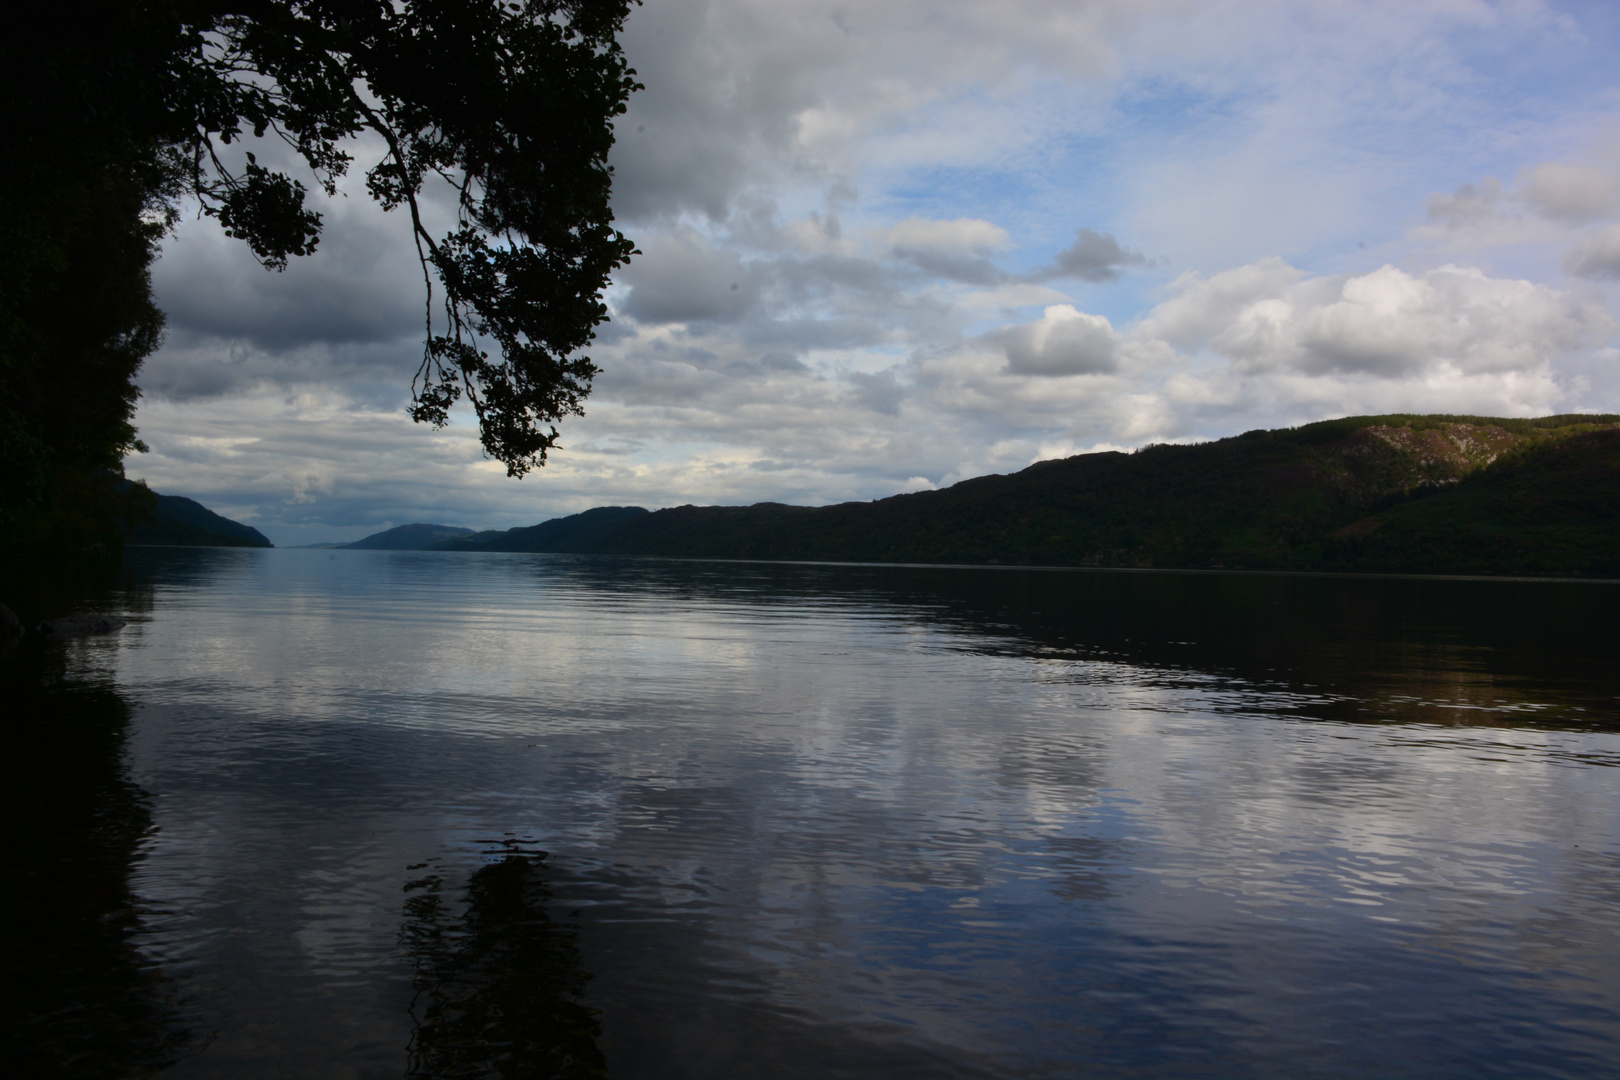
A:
347;523;476;550
434;414;1620;576
127;493;273;548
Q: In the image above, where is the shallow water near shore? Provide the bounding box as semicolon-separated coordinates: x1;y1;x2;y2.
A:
6;548;1620;1078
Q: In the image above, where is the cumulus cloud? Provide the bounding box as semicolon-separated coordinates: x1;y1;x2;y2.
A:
617;228;760;325
1419;159;1620;267
1518;162;1620;225
885;216;1013;284
888;217;1010;252
1432;160;1620;228
1563;224;1620;281
1030;228;1151;282
1137;257;1305;348
138;335;414;406
990;305;1118;376
1424;178;1506;231
608;0;1160;225
878;218;1149;288
152;224;422;352
1141;260;1613;377
894;252;1009;287
782;211;849;254
847;368;908;415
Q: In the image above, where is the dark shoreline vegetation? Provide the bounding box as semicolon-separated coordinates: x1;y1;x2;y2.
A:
417;412;1618;577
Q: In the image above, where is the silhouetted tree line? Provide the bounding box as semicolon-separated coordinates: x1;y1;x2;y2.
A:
1;1;639;549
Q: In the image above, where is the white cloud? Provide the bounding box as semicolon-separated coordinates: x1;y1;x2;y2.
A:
1424;178;1507;231
782;211;851;254
1033;228;1151;282
1142;261;1612;378
1564;224;1620;280
992;305;1119;376
1137;258;1307;348
1518;161;1620;224
1417;157;1620;262
887;217;1010;253
609;0;1165;224
617;228;760;325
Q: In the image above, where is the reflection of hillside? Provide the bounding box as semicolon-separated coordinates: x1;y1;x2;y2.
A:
522;557;1620;732
876;569;1620;731
403;849;605;1079
118;544;264;594
2;636;194;1076
0;548;148;629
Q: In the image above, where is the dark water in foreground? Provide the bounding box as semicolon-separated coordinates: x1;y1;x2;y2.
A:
5;549;1620;1079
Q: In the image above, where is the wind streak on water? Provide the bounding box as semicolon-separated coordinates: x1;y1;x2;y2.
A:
16;548;1620;1079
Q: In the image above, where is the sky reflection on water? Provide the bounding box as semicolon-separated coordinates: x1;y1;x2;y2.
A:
8;549;1619;1079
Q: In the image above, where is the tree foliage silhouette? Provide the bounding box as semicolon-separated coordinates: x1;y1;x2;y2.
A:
2;1;639;543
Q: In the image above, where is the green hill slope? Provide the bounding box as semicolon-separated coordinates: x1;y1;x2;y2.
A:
1321;428;1620;575
442;414;1619;575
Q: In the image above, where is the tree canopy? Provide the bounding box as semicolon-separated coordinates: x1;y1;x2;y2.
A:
1;0;639;545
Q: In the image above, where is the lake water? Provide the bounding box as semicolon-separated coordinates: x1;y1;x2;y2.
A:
6;548;1620;1079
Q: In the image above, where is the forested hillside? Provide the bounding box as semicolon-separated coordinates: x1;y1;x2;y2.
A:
437;414;1620;575
126;492;272;548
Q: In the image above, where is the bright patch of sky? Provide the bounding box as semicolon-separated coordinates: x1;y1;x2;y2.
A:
133;0;1620;545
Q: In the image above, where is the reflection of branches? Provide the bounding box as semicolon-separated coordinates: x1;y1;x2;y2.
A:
402;846;605;1079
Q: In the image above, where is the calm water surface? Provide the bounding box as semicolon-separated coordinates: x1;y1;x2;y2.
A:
6;549;1620;1079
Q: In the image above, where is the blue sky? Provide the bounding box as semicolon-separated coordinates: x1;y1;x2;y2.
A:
131;0;1620;545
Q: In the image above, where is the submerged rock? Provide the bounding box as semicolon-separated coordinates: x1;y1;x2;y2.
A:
36;615;127;639
0;601;21;638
